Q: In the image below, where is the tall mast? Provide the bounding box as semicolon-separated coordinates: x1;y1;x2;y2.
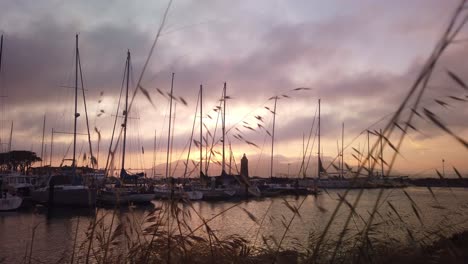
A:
41;115;46;167
152;129;157;178
302;132;305;178
205;130;208;175
229;143;232;175
199;84;203;177
341;122;344;179
0;36;2;153
165;73;175;179
367;130;371;177
72;34;79;177
78;47;95;169
121;50;130;175
0;35;3;74
8;121;13;152
317;99;321;178
270;96;278;179
380;128;384;177
184;91;199;180
0;36;3;154
50;128;54;166
222;82;226;175
170;103;177;177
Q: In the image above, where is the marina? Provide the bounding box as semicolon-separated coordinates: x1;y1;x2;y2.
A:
0;0;467;263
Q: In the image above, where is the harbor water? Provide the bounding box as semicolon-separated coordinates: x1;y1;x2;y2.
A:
1;187;468;263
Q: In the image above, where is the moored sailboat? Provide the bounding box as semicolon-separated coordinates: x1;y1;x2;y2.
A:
32;34;97;207
0;35;23;211
98;50;154;205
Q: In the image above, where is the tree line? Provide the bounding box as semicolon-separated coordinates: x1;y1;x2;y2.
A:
0;150;41;173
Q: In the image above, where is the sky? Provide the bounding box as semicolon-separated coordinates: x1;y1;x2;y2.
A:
0;0;466;178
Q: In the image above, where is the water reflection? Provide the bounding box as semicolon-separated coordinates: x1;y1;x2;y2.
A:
1;187;468;263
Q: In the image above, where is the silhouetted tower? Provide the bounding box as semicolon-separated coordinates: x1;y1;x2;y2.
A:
240;154;249;177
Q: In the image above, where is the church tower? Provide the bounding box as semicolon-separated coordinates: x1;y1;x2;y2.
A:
240;153;249;177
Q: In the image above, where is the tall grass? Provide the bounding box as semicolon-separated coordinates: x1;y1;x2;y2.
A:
9;0;468;263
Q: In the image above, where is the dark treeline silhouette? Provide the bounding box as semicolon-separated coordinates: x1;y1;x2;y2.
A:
0;150;41;173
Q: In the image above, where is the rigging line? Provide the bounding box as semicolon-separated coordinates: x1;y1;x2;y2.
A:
77;143;85;167
230;139;240;175
205;88;224;174
298;105;318;177
303;107;318;177
380;3;468;180
322;103;417;172
104;57;127;176
332;86;460;172
225;90;313;135
110;0;173;166
305;125;319;177
224;96;272;135
162;18;223;37
313;5;468;259
153;90;172;176
60;141;73;167
126;0;172;123
170;130;192;178
252;111;272;177
77;47;95;169
183;88;200;179
169;103;176;177
165;73;175;179
137;114;146;175
129;61;146;174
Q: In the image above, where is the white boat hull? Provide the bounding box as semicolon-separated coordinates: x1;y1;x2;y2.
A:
0;194;23;211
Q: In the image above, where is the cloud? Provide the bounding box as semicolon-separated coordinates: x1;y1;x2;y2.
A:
0;0;466;174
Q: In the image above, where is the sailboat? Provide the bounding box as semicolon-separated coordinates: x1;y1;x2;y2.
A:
98;50;154;205
31;34;97;207
0;35;23;211
258;96;311;196
193;82;242;200
153;75;205;201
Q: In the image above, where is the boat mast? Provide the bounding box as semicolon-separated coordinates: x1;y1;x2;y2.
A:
0;35;3;75
77;47;95;169
199;84;203;177
121;50;130;176
103;55;127;177
0;36;3;154
270;96;278;179
170;103;177;177
8;121;13;152
380;128;384;177
302;132;305;178
367;130;371;177
341;122;344;179
183;90;199;180
317;99;321;178
222;82;226;175
229;141;232;175
50;128;54;166
41;115;46;167
205;130;208;175
152;129;157;178
165;73;175;179
72;34;79;178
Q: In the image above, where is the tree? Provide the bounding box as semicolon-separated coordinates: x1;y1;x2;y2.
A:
0;151;42;173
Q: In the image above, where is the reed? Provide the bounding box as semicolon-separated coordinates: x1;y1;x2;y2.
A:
12;0;468;263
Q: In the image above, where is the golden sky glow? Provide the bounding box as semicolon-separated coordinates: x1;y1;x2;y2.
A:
0;0;466;178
